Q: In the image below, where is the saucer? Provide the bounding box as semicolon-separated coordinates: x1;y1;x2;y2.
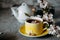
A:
19;25;49;37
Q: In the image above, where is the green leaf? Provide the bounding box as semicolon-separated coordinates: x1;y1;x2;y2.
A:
25;13;30;17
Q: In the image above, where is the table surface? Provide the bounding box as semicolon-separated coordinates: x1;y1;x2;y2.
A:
0;8;60;40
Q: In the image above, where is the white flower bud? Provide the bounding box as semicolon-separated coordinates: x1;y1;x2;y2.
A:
57;34;60;38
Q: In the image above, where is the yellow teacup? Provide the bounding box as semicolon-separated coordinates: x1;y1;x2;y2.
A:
25;17;44;35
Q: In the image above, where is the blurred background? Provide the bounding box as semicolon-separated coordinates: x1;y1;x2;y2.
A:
0;0;60;8
0;0;60;40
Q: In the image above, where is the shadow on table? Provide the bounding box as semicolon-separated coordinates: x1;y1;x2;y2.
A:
35;34;53;38
25;34;53;39
0;33;18;40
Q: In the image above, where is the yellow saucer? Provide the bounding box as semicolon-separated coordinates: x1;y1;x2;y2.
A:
19;25;49;37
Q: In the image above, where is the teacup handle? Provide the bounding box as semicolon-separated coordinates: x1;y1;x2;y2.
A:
43;22;49;31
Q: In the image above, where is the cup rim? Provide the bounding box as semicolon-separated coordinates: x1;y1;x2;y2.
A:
25;17;43;24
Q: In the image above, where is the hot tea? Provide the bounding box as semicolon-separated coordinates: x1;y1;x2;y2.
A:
27;19;41;24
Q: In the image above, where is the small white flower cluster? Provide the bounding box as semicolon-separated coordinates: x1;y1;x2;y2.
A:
42;13;60;38
48;25;60;38
43;13;53;22
31;12;60;38
43;13;48;21
0;32;2;34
